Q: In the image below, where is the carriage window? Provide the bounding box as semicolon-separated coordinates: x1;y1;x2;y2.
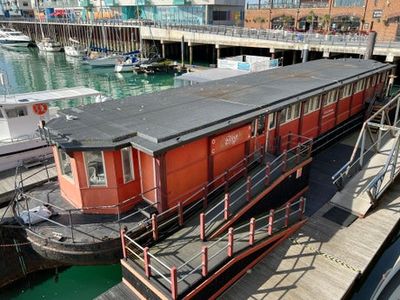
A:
366;77;371;89
355;79;365;93
372;75;377;86
85;151;107;186
324;90;337;106
268;113;275;129
257;115;266;135
59;149;73;181
341;84;352;98
280;103;300;124
121;147;134;183
6;106;28;118
304;96;320;115
381;72;386;83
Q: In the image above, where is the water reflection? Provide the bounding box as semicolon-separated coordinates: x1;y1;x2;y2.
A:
0;47;176;108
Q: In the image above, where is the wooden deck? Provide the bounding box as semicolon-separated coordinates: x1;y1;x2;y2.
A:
220;133;400;300
0;162;57;205
95;281;139;300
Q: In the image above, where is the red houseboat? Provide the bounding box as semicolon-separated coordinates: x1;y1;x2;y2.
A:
18;58;394;265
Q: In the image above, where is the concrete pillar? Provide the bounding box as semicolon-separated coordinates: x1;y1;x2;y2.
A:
217;47;221;60
189;45;193;66
302;44;309;63
323;50;330;58
364;31;377;60
161;42;166;58
181;36;185;67
292;50;297;64
270;48;275;59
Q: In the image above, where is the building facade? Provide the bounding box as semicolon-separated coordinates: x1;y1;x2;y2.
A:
1;0;245;26
246;0;400;41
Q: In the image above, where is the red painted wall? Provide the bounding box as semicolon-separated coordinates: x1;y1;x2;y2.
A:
320;103;337;134
301;112;319;139
165;138;208;208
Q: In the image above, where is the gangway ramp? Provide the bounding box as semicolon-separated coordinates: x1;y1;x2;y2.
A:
331;93;400;217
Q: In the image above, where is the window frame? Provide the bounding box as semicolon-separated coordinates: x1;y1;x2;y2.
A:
58;149;74;182
268;113;276;130
280;103;301;125
5;106;28;119
304;95;321;115
121;147;135;184
84;151;108;187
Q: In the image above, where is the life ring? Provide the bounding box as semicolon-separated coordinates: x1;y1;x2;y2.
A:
32;103;48;116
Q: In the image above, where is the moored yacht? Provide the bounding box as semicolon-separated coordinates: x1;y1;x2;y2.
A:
37;38;62;52
64;38;86;58
0;86;102;172
114;50;141;73
0;28;31;48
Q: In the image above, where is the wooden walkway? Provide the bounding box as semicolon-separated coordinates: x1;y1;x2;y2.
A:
220;147;400;300
95;281;139;300
0;163;57;205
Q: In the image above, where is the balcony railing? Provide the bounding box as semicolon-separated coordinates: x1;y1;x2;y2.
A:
247;1;329;9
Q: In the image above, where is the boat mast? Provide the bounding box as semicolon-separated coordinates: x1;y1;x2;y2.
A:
35;0;45;39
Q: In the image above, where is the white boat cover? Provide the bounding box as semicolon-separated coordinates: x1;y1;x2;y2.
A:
19;205;53;225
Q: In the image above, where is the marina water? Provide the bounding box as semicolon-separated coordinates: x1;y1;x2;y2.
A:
0;47;176;299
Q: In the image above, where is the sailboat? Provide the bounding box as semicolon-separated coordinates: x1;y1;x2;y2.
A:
36;10;62;52
114;50;141;72
64;38;86;57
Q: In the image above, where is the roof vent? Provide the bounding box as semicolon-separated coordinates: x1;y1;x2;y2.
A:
18;99;29;102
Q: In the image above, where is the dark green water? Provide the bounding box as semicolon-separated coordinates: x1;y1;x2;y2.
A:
0;47;177;299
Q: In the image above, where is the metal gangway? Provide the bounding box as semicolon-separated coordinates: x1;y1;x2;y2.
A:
332;92;400;217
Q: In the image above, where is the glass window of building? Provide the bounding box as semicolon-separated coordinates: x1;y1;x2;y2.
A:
268;113;276;129
121;147;134;183
85;151;107;186
334;0;364;7
59;149;73;180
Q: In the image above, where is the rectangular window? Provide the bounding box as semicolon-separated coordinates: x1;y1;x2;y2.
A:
304;96;320;114
355;79;365;93
340;84;352;99
268;113;275;129
324;90;337;106
121;147;134;183
59;149;73;181
366;77;371;89
372;75;377;86
6;106;27;118
85;151;107;186
280;103;301;124
257;115;266;135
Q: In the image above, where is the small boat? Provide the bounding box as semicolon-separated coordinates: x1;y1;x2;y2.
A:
371;256;400;300
83;49;123;68
64;38;86;57
114;50;141;73
37;38;62;52
0;28;31;48
0;84;102;172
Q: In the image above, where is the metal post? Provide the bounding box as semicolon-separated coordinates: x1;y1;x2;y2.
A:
170;267;178;300
178;202;183;226
144;247;151;278
282;150;288;172
285;202;291;227
244;157;248;178
246;176;252;202
265;162;270;185
202;246;208;277
228;227;234;257
360;130;366;168
200;213;205;241
224;192;230;220
224;171;229;193
377;112;385;150
249;217;255;246
120;228;127;259
393;98;400;128
296;145;300;164
25;197;31;228
268;209;274;236
203;184;208;209
151;214;158;241
68;210;75;243
299;197;305;219
181;35;185;67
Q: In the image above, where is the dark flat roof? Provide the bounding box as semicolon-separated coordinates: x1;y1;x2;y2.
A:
47;58;393;155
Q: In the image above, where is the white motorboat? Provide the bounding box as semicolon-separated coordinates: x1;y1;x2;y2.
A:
37;38;62;52
114;50;141;73
371;256;400;300
83;53;123;67
0;28;31;48
64;38;86;57
0;86;102;172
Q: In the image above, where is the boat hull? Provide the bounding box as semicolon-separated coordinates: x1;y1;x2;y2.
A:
0;40;30;48
114;63;136;73
85;56;122;67
37;43;62;52
0;138;52;172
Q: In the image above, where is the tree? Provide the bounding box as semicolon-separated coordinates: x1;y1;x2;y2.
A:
321;14;331;32
306;10;316;32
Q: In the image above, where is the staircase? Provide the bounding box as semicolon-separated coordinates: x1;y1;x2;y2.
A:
331;92;400;217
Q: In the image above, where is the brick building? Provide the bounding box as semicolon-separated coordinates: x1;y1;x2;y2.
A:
246;0;400;41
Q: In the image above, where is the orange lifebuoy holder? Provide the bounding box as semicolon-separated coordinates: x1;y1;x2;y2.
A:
32;103;48;116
